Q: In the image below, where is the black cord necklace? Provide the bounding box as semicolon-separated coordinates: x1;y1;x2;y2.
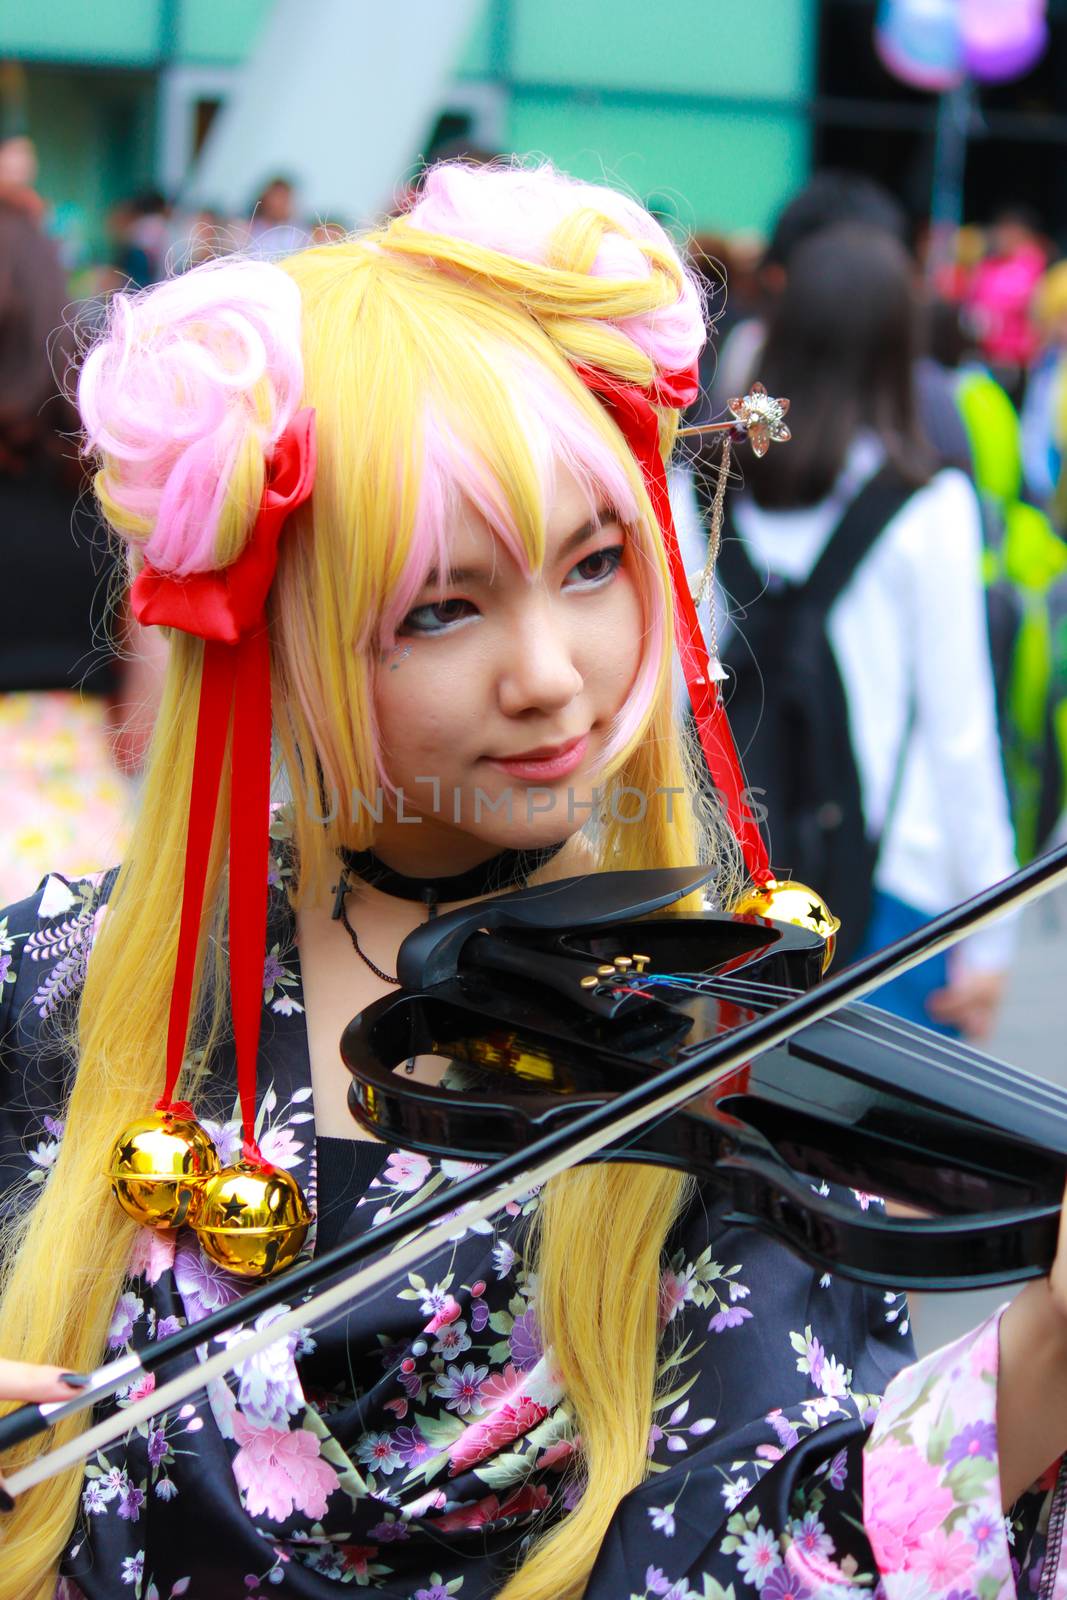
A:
335;894;411;986
332;842;568;985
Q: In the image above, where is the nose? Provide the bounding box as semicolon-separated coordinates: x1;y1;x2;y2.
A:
496;599;584;719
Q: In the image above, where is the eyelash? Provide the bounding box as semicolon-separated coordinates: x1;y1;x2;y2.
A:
398;543;626;637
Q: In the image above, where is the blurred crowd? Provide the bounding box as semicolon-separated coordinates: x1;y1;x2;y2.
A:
103;175;348;291
3;134;1067;1043
675;173;1067;1039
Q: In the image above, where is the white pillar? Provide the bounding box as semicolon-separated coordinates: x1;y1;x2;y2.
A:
183;0;485;226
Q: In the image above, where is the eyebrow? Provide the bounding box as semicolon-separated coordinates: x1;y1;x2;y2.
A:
423;505;621;589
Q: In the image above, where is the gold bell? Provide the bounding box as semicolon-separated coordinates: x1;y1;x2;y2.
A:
731;876;841;973
193;1161;311;1278
107;1109;220;1230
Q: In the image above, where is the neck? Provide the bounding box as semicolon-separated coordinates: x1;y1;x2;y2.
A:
366;813;511;879
339;837;570;908
362;834;503;881
365;808;578;882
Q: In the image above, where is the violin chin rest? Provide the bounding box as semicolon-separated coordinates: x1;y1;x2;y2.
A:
396;866;715;989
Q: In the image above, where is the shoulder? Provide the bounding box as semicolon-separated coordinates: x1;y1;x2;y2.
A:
898;466;979;527
0;867;117;1080
1;868;116;1034
883;468;983;566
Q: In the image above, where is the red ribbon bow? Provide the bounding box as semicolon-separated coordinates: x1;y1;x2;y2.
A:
574;363;771;887
132;408;317;1164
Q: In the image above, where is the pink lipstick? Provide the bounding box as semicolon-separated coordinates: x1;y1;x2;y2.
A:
488;735;589;783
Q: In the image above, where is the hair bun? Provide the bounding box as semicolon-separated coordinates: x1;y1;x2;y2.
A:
405;162;705;376
79;260;305;575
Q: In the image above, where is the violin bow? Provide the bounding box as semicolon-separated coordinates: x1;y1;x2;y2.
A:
4;838;1067;1497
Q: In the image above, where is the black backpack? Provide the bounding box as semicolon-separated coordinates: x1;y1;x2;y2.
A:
705;466;917;965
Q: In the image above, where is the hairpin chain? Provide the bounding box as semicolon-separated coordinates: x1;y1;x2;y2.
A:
684;383;792;671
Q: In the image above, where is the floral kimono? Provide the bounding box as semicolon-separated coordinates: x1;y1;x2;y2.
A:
0;854;1063;1600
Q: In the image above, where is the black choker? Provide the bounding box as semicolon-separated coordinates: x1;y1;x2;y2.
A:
334;841;568;912
332;842;568;987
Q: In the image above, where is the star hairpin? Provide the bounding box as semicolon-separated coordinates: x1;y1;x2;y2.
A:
725;382;791;458
677;381;792;455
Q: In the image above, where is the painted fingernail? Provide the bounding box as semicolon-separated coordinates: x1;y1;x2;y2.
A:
59;1373;90;1389
0;1485;13;1511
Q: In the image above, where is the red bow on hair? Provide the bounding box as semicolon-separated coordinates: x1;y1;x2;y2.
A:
132;409;317;1165
574;362;772;887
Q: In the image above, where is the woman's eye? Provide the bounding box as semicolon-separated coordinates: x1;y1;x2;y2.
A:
567;544;625;587
399;598;477;636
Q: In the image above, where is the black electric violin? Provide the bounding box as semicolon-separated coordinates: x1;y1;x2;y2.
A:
341;857;1067;1293
3;845;1067;1491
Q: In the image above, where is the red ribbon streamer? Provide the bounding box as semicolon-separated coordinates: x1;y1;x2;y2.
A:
132;408;317;1160
575;363;771;886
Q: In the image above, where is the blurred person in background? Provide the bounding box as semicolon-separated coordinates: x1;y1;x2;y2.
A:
919;295;1067;863
706;171;972;476
246;174;310;259
686;230;757;384
668;232;731;604
0;134;44;227
309;217;350;246
0;200;154;903
705;223;1016;1039
965;206;1049;403
1020;259;1067;520
172;204;231;271
926;220;987;308
112;189;172;288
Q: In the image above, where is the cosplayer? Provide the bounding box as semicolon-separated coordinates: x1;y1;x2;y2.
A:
1;162;1067;1600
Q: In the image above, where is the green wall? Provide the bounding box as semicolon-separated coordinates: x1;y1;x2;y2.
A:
0;0;160;65
1;0;814;243
0;0;268;65
458;0;815;235
175;0;271;64
507;97;809;236
506;0;810;99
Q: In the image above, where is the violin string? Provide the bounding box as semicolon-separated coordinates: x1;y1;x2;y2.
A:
641;968;1065;1100
739;990;1067;1109
618;969;1067;1126
633;967;1044;1090
693;970;1067;1107
714;986;1067;1122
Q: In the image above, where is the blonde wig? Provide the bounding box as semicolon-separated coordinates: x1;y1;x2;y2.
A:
0;163;735;1600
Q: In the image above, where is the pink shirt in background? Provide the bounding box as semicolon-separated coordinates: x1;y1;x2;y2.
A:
967;244;1046;368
